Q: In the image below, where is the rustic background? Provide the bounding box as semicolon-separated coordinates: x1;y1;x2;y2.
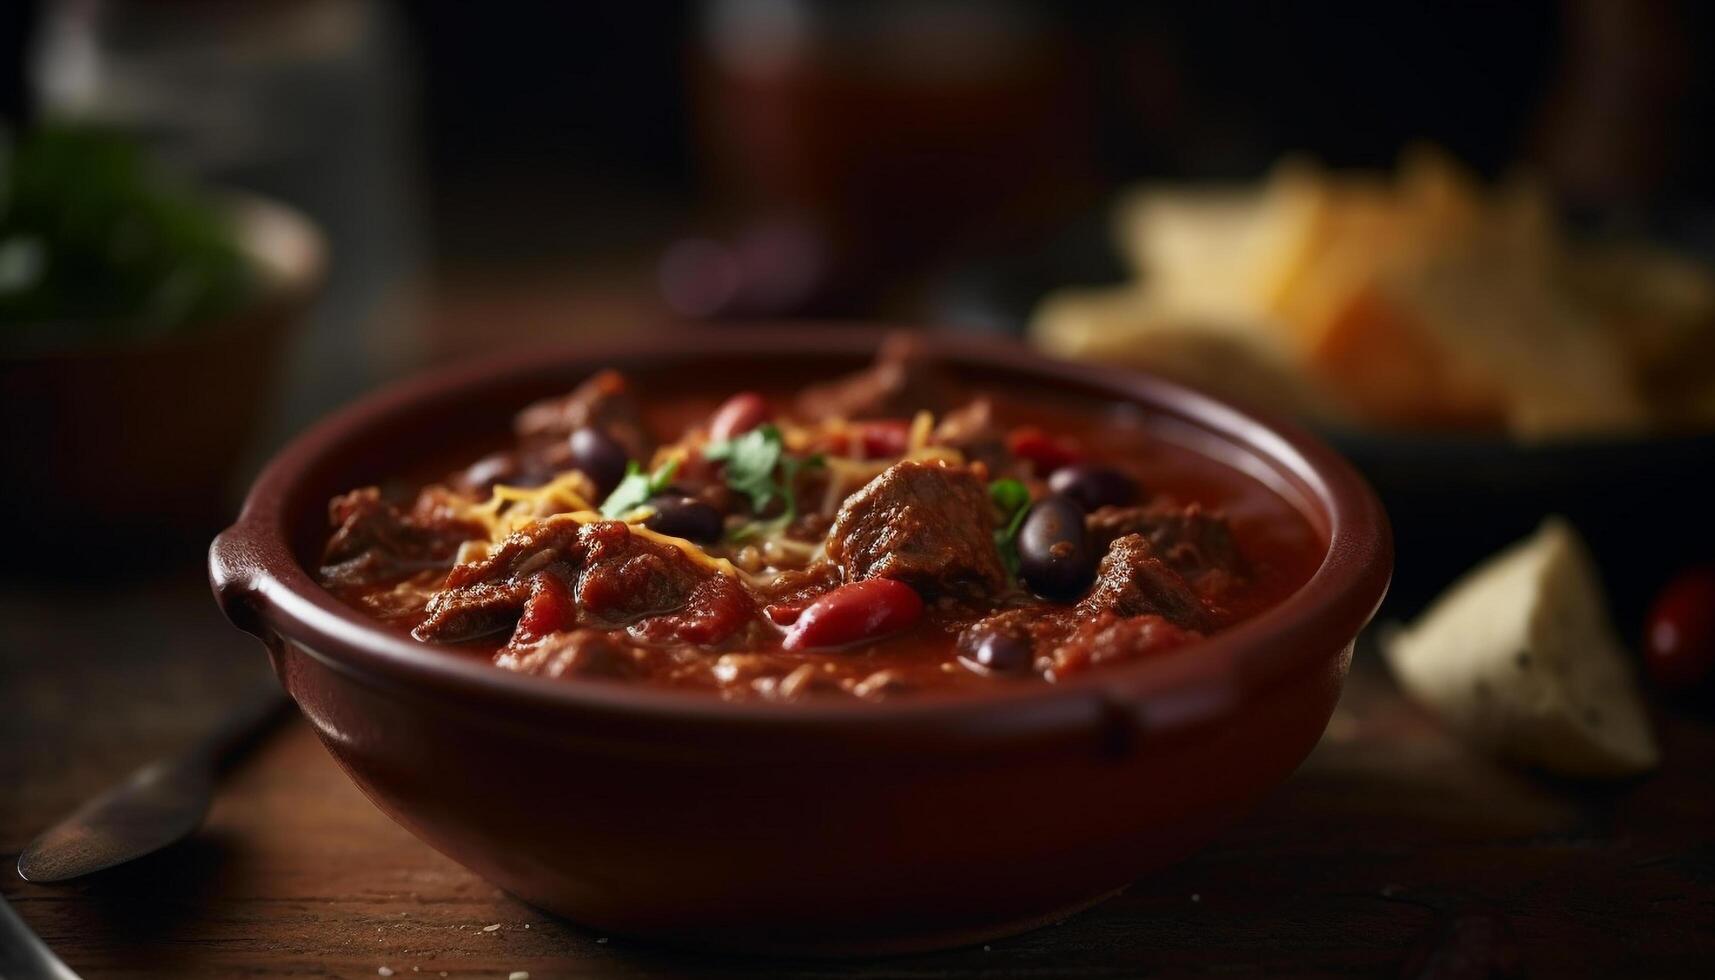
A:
3;3;1715;977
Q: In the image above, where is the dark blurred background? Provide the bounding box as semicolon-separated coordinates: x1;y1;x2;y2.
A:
4;0;1712;425
0;0;1712;591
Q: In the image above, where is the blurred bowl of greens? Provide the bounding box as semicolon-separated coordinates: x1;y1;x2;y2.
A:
0;126;324;567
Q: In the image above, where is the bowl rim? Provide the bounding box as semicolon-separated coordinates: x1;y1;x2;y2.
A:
210;325;1391;738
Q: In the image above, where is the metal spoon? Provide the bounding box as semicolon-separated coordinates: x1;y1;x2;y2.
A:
0;894;81;979
16;684;289;884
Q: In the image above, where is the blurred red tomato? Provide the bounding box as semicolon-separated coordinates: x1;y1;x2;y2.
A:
1643;565;1715;693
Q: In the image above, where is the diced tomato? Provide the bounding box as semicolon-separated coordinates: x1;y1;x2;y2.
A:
764;601;808;626
854;419;911;459
811;419;911;459
708;391;770;441
782;578;924;650
637;575;756;645
515;571;574;644
1006;426;1083;475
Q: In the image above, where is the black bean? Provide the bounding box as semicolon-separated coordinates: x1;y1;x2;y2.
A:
1047;464;1139;512
1017;495;1097;599
959;629;1035;676
567;426;629;495
642;494;724;543
461;451;525;492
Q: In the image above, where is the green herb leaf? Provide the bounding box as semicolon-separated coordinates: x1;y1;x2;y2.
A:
705;424;785;513
990;478;1032;575
705;426;823;537
600;456;680;519
990;477;1030;517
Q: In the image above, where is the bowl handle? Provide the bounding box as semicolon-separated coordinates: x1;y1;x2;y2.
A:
208;523;270;640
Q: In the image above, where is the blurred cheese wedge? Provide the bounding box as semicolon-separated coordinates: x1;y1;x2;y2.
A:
1383;518;1658;778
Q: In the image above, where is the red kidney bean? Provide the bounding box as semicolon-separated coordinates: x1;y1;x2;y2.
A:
782;578;924;651
1643;565;1715;693
854;419;911;458
708;391;770;441
1006;426;1083;476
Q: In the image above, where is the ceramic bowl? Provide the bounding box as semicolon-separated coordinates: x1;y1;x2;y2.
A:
209;328;1390;955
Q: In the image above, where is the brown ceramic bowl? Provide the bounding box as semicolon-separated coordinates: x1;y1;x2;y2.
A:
209;328;1391;956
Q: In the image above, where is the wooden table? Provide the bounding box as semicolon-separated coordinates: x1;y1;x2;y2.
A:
3;562;1712;979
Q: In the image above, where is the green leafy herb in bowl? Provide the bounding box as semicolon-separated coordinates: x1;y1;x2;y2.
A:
0;125;255;348
0;124;321;564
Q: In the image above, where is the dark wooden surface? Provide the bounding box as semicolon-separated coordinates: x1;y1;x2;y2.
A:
3;562;1712;980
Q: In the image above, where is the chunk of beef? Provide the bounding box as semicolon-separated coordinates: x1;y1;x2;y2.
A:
320;487;483;587
494;628;664;680
418;579;535;644
825;460;1008;600
794;333;955;421
1045;612;1200;680
627;574;758;646
569;521;723;623
787;509;835;542
755;560;843;622
413;517;754;644
1087;500;1244;594
930;397;1023;477
1078;533;1213;630
514;369;651;461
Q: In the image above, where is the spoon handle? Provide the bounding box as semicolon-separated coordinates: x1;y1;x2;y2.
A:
15;681;292;884
0;895;81;980
192;683;293;774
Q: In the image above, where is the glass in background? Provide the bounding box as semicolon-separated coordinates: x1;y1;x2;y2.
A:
677;0;1098;318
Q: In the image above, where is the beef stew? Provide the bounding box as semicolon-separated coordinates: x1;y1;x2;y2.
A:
317;340;1321;701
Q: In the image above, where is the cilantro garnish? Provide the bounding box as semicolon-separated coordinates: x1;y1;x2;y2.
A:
600;457;680;518
704;424;824;534
990;477;1031;575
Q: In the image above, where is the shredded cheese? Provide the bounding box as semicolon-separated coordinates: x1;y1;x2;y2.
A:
447;470;740;577
458;471;598;541
439;410;963;588
511;511;743;578
908;410;934;452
